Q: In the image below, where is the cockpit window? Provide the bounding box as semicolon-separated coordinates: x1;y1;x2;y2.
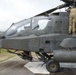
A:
38;19;50;30
32;19;50;30
17;23;30;32
5;18;31;36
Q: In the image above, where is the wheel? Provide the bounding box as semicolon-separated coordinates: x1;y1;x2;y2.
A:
46;60;60;73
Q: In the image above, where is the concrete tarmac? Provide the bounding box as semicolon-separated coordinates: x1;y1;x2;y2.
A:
0;56;76;75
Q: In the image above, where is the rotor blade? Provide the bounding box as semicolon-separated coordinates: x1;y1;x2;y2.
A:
35;3;70;16
61;0;76;3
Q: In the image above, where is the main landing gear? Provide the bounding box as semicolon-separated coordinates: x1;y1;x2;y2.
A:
36;52;60;73
46;60;60;72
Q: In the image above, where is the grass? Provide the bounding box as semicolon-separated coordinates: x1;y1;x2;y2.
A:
0;49;38;62
0;49;15;62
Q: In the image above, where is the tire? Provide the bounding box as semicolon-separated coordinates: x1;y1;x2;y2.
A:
46;60;60;73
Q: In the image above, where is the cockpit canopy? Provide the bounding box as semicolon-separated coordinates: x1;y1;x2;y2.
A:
5;12;69;37
5;16;50;36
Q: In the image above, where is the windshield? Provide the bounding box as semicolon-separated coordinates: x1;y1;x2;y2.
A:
5;18;31;36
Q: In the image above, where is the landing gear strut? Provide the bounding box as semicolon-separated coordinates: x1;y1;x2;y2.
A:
36;52;60;72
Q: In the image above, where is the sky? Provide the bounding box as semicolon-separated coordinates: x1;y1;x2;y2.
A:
0;0;64;31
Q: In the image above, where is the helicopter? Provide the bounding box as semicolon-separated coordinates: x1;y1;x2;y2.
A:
0;0;76;73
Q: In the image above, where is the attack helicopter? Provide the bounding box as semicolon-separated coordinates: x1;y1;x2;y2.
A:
0;0;76;73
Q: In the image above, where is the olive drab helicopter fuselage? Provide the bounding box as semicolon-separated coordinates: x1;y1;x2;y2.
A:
0;0;76;73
